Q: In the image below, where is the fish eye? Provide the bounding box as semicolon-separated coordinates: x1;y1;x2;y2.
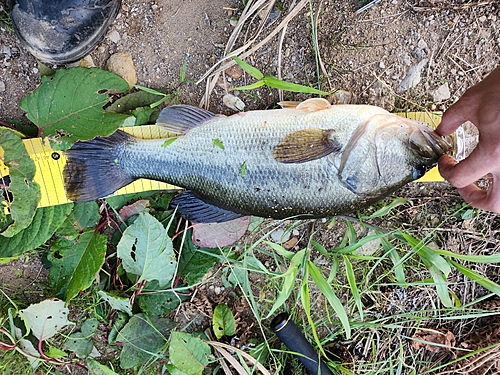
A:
412;165;427;180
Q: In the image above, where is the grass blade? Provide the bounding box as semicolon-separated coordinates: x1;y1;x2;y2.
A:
232;56;264;80
262;75;330;95
449;259;500;295
307;260;351;338
342;255;364;320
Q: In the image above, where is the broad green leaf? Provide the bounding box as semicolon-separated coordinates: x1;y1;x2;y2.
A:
263;75;330;95
169;331;211;375
213;304;236;339
47;345;68;359
449;259;500;295
342;255;363;320
48;230;107;301
19;67;130;150
137;280;187;315
117;212;176;287
117;313;175;369
307;260;351;338
98;291;133;316
0;130;41;237
177;238;220;286
63;318;98;358
266;249;306;318
56;201;100;239
87;359;120;375
20;299;75;340
0;204;73;258
232;56;264;80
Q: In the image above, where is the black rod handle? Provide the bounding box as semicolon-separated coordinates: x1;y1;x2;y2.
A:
271;313;333;375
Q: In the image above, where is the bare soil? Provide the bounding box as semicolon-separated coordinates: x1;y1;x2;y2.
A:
1;0;500;373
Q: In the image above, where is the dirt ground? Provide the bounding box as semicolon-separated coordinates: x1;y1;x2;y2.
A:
1;0;500;373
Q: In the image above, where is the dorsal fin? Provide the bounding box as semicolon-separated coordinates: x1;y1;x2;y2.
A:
156;105;217;134
278;98;331;112
272;128;341;163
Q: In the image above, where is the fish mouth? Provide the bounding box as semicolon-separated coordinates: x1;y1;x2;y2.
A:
409;128;453;159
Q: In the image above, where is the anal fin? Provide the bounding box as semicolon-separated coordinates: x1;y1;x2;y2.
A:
171;190;243;223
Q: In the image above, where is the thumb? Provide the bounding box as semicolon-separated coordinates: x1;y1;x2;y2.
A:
436;99;474;136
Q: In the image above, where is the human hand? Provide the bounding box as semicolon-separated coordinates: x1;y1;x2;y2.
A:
436;66;500;212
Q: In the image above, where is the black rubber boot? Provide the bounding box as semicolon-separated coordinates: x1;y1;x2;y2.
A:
10;0;121;64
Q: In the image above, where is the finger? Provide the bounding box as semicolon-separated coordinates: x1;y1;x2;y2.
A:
438;149;493;188
456;183;500;213
435;99;474;136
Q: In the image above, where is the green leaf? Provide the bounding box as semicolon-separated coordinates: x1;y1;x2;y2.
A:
87;359;120;375
177;235;219;285
169;331;211;375
232;56;264;80
0;130;41;237
266;249;306;318
117;313;175;369
98;291;133;316
117;212;177;287
19;67;130;150
48;230;107;301
47;345;68;359
213;304;236;339
342;255;363;320
213;138;225;150
56;201;100;239
307;260;351;339
137;280;187;315
449;259;500;295
0;204;73;258
106;90;165;114
239;161;247;178
20;299;75;340
360;198;407;220
263;75;330;95
162;137;178;148
233;80;266;91
63;318;98;358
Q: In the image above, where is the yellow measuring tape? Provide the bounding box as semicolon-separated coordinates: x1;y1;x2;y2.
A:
0;111;444;208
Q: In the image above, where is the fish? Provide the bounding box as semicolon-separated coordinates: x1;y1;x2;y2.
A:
63;98;452;223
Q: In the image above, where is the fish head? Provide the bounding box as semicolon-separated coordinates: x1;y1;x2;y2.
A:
339;113;453;196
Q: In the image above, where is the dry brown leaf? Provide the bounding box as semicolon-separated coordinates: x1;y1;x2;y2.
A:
411;328;456;353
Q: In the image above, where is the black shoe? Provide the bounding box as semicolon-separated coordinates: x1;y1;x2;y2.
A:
10;0;121;64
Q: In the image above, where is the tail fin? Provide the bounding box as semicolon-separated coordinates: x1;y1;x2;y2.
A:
63;130;135;201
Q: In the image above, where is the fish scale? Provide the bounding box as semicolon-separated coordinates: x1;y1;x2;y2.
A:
63;98;452;222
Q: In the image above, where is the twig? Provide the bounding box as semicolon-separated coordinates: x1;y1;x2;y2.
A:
412;1;496;12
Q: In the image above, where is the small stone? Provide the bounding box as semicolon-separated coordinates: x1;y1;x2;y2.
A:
106;51;137;88
430;83;451;102
79;55;95;68
283;237;299;250
270;227;291;244
151;4;158;11
214;286;221;295
398;59;428;92
225;65;244;80
0;81;5;92
223;93;245;111
379;61;385;69
478;15;487;23
108;30;121;43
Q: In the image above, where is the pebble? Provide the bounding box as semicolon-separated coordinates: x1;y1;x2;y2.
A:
0;81;5;92
223;93;245;111
225;65;244;80
270;227;291;244
108;30;121;44
430;83;450;102
105;51;137;88
398;59;428;93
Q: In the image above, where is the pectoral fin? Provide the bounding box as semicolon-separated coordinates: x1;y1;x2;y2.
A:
279;98;331;112
273;128;341;164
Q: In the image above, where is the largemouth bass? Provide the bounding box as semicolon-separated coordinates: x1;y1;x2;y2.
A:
64;98;452;222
